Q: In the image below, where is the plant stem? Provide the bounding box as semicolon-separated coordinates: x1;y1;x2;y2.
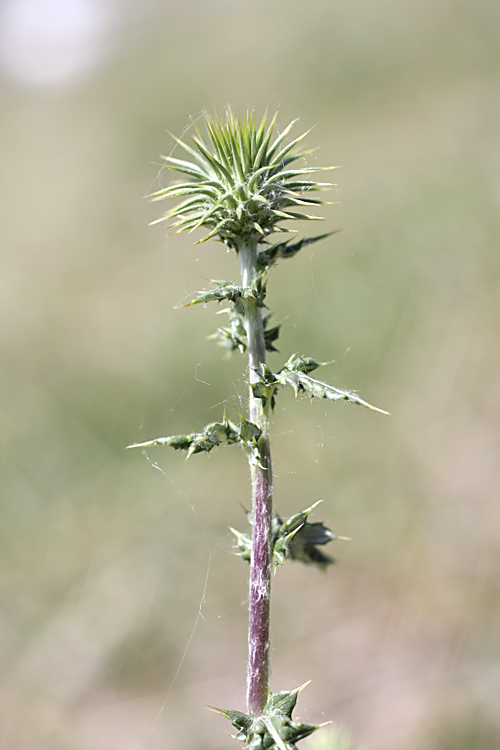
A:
238;239;273;717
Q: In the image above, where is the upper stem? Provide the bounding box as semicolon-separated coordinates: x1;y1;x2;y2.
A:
238;239;273;717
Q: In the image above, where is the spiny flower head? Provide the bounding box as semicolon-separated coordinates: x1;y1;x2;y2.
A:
151;109;336;248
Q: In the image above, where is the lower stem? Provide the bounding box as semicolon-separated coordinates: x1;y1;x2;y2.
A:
239;239;273;717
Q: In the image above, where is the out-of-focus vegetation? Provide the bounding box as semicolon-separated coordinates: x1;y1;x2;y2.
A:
1;1;499;749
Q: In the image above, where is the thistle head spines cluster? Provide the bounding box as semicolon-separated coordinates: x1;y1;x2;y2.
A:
150;109;337;247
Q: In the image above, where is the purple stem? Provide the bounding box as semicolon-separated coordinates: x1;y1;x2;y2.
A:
239;241;273;717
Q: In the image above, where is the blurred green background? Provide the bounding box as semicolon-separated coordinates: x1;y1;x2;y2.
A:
1;1;499;749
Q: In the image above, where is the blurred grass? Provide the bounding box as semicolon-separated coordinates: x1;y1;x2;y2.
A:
1;1;499;749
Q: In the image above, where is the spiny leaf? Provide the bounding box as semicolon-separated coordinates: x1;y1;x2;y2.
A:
273;502;340;569
278;369;389;414
264;323;281;352
211;684;326;750
258;232;339;267
211;311;248;352
127;419;239;457
232;502;347;570
252;357;389;414
179;280;253;308
237;412;262;444
280;354;327;374
127;416;261;458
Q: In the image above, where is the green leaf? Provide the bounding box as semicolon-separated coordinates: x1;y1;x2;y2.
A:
126;418;240;457
270;356;389;414
211;684;327;750
238;412;262;444
211;310;248;352
232;502;346;570
258;233;338;267
180;281;251;308
127;414;261;459
250;357;389;414
280;354;325;374
264;323;281;352
278;369;389;414
230;526;252;562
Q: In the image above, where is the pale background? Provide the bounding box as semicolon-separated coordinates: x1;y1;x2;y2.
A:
1;1;499;749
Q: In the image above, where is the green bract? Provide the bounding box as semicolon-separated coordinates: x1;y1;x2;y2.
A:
150;110;336;247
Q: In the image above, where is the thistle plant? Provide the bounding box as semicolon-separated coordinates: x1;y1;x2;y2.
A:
129;110;387;747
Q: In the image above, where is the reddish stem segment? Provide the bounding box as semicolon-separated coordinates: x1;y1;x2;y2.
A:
239;240;273;717
246;431;272;715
